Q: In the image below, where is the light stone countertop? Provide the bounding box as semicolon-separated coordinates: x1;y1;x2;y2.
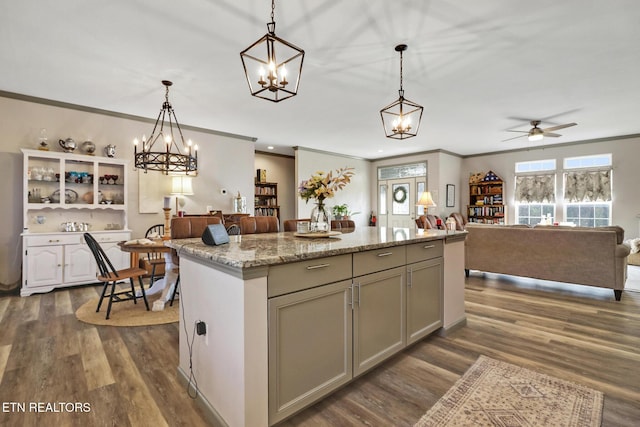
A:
166;227;466;270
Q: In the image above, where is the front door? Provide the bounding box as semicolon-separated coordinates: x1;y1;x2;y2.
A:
378;178;426;229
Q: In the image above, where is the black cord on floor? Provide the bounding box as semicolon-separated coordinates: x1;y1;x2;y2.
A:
180;286;199;399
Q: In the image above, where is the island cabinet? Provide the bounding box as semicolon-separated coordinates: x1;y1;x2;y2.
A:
169;228;466;427
267;254;353;425
406;241;444;344
267;246;426;425
352;247;406;376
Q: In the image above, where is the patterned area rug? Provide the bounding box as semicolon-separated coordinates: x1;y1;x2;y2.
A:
415;355;603;427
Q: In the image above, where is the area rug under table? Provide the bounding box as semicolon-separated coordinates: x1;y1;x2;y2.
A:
75;297;179;327
415;355;603;427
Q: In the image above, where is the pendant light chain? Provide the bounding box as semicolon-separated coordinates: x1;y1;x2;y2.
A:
271;0;275;24
399;48;404;93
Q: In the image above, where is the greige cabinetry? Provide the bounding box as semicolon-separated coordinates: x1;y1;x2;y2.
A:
268;254;353;425
267;242;442;425
406;241;443;344
352;247;406;376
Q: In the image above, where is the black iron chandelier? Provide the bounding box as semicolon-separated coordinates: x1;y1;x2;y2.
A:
380;44;424;140
134;80;198;175
240;0;305;102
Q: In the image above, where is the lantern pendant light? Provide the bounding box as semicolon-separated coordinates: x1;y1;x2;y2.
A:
380;44;424;140
240;0;305;102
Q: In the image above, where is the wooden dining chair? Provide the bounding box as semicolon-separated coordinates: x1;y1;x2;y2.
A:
140;224;165;285
84;233;150;320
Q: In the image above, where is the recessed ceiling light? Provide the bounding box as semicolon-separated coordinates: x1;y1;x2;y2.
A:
267;146;274;150
378;149;384;153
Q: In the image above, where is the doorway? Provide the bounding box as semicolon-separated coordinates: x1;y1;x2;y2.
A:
378;177;426;229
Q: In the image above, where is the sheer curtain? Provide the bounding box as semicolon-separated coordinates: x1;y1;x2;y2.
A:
515;174;555;203
564;170;611;202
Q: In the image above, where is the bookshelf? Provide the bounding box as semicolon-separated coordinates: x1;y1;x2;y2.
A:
254;180;280;217
468;170;506;224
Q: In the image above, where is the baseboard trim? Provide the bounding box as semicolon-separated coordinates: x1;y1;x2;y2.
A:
176;367;229;427
438;316;467;337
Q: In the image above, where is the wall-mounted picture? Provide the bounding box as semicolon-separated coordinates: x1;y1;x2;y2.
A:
446;184;455;207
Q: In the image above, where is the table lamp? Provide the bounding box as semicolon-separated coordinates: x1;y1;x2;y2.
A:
171;175;194;214
417;191;437;211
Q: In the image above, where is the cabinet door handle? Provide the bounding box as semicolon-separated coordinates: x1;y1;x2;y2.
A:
356;282;361;306
408;268;412;288
349;284;354;308
377;252;393;257
49;239;61;243
306;263;330;270
423;244;435;249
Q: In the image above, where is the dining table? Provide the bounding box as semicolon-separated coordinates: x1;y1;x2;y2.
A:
117;239;178;310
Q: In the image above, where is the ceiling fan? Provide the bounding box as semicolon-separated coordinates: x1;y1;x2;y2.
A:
503;120;577;142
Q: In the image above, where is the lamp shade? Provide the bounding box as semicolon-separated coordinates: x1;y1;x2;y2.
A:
171;176;194;195
417;191;436;207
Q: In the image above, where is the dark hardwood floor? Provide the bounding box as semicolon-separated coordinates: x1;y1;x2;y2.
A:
1;274;638;426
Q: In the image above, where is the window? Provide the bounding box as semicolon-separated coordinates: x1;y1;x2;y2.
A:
378;162;426;180
563;154;612;227
514;160;556;225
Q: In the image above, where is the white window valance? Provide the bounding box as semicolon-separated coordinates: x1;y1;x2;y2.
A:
515;174;555;203
564;170;611;202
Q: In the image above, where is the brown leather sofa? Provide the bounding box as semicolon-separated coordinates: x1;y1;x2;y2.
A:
415;214;444;230
239;216;280;234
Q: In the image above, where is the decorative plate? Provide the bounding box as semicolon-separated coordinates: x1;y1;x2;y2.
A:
50;189;79;204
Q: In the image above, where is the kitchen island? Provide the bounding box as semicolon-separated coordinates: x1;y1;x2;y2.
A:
167;227;466;427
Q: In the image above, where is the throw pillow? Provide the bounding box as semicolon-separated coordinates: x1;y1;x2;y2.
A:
624;238;640;254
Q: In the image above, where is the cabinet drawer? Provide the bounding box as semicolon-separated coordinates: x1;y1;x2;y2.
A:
406;240;443;264
353;246;406;277
91;232;131;243
268;254;352;298
24;234;83;246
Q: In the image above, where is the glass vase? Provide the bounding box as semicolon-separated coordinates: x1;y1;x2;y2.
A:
310;201;331;232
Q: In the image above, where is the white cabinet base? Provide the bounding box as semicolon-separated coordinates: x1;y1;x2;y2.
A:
21;231;131;296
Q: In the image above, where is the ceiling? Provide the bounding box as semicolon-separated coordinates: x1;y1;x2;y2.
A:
2;1;640;159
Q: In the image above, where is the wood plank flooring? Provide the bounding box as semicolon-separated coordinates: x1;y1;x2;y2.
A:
1;274;639;427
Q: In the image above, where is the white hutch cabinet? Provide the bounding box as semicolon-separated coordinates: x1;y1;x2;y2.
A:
21;149;131;296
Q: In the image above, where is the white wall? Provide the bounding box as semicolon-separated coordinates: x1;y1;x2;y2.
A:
254;152;295;227
295;148;372;228
461;136;640;237
0;95;255;287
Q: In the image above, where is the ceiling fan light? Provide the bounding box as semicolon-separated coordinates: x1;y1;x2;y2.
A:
528;127;544;142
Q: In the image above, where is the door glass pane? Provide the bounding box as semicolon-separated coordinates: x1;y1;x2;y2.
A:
379;184;387;215
392;183;409;215
416;182;426;216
